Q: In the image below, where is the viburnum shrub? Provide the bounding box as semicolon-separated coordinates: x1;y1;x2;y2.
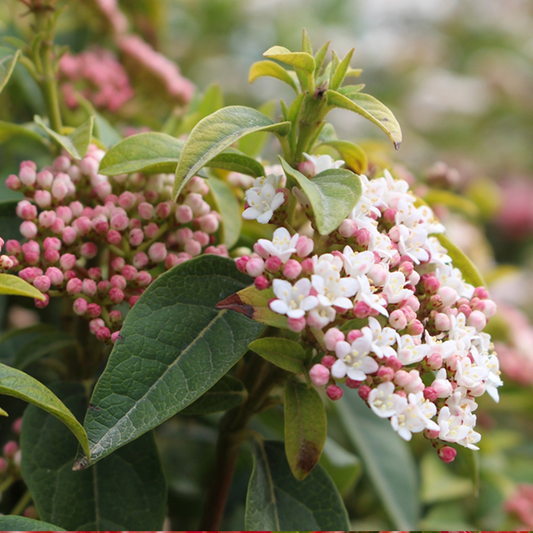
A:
0;2;502;531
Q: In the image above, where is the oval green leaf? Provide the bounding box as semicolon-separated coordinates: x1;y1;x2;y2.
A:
206;147;265;177
0;516;65;531
77;255;265;467
34;115;94;160
0;406;7;416
0;273;46;300
319;139;368;174
0;362;90;459
173;106;291;199
249;60;299;93
0;120;49;145
245;439;349;530
284;381;327;480
326;89;402;149
0;46;21;93
21;383;166;531
280;157;362;235
263;45;315;74
249;337;306;374
330;48;354;91
336;390;419;530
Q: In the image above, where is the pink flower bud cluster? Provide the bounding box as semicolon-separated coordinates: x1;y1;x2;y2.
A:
3;147;227;343
118;34;194;103
59;49;134;112
240;165;502;460
505;483;533;529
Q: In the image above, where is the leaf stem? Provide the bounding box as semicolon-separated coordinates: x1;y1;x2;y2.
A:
0;475;16;494
11;489;32;516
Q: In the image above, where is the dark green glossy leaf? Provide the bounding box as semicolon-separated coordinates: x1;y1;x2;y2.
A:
249;337;306;374
180;375;247;415
249;60;299;92
207;176;242;249
77;255;265;466
0;363;90;459
326;89;402;149
0;516;65;531
0;46;20;93
336;390;419;530
245;439;349;530
173;106;290;198
280;158;362;235
34;116;94;159
284;381;327;480
21;383;166;531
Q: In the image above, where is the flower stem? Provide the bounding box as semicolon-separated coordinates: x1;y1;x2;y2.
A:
11;489;32;516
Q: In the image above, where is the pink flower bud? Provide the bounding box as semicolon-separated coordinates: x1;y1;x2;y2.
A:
129;228;144;247
309;364;330;386
473;286;489;299
73;216;92;235
481;299;496;318
246;257;265;277
298;159;315;178
21;203;38;221
295;235;314;258
109;287;124;304
438;446;457;463
265;255;282;273
427;353;443;370
36;169;53;189
33;275;51;292
35;293;50;308
383;207;396;225
193;231;210;247
377;366;395;381
144;222;159;239
34;190;52;208
87;303;101;318
68;201;82;218
20;221;38;239
184;239;202;257
254;275;269;290
324;328;345;351
287;316;306;332
394;370;411;388
59;253;76;271
3;440;18;459
80;242;98;259
95;181;112;200
111;257;125;271
165;253;181;269
73;297;88;315
253;242;269;259
235;256;250;273
83;278;97;296
51;179;68;201
355;228;371;247
353;300;371;318
175;205;193;224
434;312;451;332
44;249;59;263
22;240;39;254
148;242;167;263
133;252;149;269
345;377;362;389
66;278;83;295
199;213;219;234
184;193;205;216
137;271;152;287
338;219;357;238
389;309;407;330
19;166;36;187
467;310;487;331
109;310;122;324
176;228;193;245
301;258;314;276
5;240;21;255
155;202;172;219
42;237;60;252
118;191;136;210
6;174;21;190
97;280;110;294
12;417;23;435
107;229;122;245
18;267;37;283
64;270;76;281
110;275;127;290
326;384;344;401
438;286;458;307
89;318;105;333
406;319;424;336
282;259;301;279
122;265;138;281
358;384;371;401
24;251;39;265
129;295;140;307
0;255;14;269
45;267;64;286
80;156;99;176
95;326;111;342
346;329;364;343
110;213;129;232
423;386;438;402
138;202;154;220
52;155;70;172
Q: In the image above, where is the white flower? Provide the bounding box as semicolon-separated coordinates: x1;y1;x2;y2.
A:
397;334;431;365
332;328;379;381
455;354;490;390
342;247;375;277
425;236;452;266
368;381;401;418
270;278;318;318
313;253;344;277
431;368;453;398
312;269;358;310
243;174;285;223
424;332;458;361
396;224;430;264
382;271;413;304
436;264;474;299
354;275;389;316
391;392;439;441
303;152;345;174
307;304;337;329
437;406;471;444
367;316;398;358
257;227;298;263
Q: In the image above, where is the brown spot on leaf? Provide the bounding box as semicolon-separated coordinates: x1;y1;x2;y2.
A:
297;439;320;474
217;293;254;319
72;460;85;471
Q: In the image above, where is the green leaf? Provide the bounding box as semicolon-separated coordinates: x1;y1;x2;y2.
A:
336;390;420;530
77;255;264;467
0;516;65;531
0;406;7;416
99;132;184;176
237;100;277;157
0;273;46;300
436;234;487;288
206;147;266;177
34;115;94;159
319;139;368;174
21;383;166;531
0;120;49;145
207;176;243;249
173;106;290;198
326;89;402;149
263;45;315;75
0;362;90;459
329;51;340;86
0;46;21;93
197;82;224;117
302;28;313;55
339;83;365;96
314;41;330;76
284;381;327;480
279;157;362;235
217;285;288;329
180;374;247;415
249;337;306;374
249;60;299;93
424;189;480;219
245;439;349;530
0;200;23;242
319;437;362;496
330;48;354;91
14;330;79;370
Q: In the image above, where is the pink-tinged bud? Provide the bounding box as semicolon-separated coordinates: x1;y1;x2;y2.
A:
3;440;19;459
110;275;127;290
36;169;53;188
59;253;76;271
24;251;39;265
423;386;438;402
358;385;371;401
80;242;98;259
427;353;443;370
129;295;141;307
64;270;76;281
389;309;407;330
434;312;451;332
254;275;269;290
287;316;306;332
73;297;88;315
38;211;56;230
129;228;144;247
19;166;36;187
20;221;38;239
16;200;31;218
80;156;99;176
53;155;70;172
298;159;315;178
5;240;21;255
45;267;64;286
44;249;59;263
66;278;83;295
282;259;302;279
175;205;193;224
184;193;206;216
353;300;371;318
321;355;337;369
111;330;121;343
89;318;105;333
111;257;125;271
110;213;129;232
122;265;138;281
235;255;249;273
405;294;420;312
438;446;457;463
400;305;416;323
186;176;209;195
91;217;108;235
22;238;39;253
473;286;489;299
398;260;414;277
42;237;60;252
95;181;112;200
377;366;395;381
51;179;68;200
309;364;330;386
193;231;210;247
163;253;180;269
457;303;471;318
87;303;101;318
20;160;37;171
109;310;123;324
384;357;402;373
406;319;424;336
184;239;202;257
438;286;458;307
265;255;282;273
383;207;397;225
35;293;50;308
199;213;219;234
355;228;371;247
347;329;364;343
21;204;38;221
12;417;23;435
18;267;38;283
301;258;314;276
109;287;124;304
33;275;51;292
344;377;361;389
148;243;167;263
137;271;152;287
0;254;14;270
324;328;345;350
422;274;440;294
324;383;342;401
82;278;97;297
132;252;149;269
481;299;497;318
138;202;154;220
245;257;265;277
34;190;52;208
107;230;122;245
6;174;21;190
253;242;269;259
295;235;314;258
68;201;82;218
95;326;111;342
50;217;65;235
144;222;159;239
96;280;109;294
467;310;487;331
72;216;91;236
86;268;101;281
394;370;411;388
117;191;135;211
338;219;357;238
